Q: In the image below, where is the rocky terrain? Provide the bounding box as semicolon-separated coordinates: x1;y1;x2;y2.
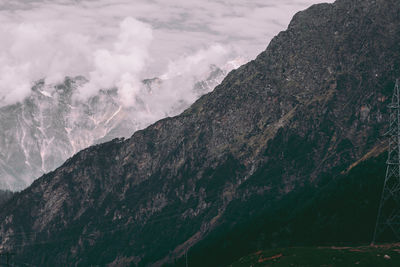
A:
0;190;13;207
0;0;399;266
0;65;226;191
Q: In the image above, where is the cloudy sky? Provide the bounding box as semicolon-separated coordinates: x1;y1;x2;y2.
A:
0;0;334;106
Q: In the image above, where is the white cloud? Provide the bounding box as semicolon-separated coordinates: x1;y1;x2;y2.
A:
0;0;335;107
119;44;240;127
78;17;153;106
162;44;230;80
0;0;338;190
0;21;92;106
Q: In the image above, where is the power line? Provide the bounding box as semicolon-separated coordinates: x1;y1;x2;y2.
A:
0;114;388;264
372;79;400;244
2;135;385;247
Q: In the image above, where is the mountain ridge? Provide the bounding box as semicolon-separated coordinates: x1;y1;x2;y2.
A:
0;64;227;191
1;0;400;265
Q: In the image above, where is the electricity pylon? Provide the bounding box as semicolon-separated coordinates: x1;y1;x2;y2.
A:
372;79;400;244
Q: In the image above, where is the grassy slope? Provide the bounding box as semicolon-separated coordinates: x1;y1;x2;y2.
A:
231;244;400;267
171;151;387;266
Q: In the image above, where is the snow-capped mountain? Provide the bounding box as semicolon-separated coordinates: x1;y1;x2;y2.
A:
0;64;231;190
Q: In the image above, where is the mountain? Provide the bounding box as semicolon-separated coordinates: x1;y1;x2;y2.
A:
0;65;227;191
0;190;13;207
1;0;399;265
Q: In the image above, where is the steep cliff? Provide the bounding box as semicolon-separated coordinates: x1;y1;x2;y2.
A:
0;65;227;191
0;190;13;207
1;0;399;266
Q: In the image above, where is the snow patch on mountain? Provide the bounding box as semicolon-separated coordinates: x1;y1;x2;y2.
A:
0;60;244;191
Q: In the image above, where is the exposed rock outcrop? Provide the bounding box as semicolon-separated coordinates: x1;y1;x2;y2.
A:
1;0;399;265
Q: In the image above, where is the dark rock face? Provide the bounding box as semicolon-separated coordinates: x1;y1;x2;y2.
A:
0;190;13;207
1;0;400;265
0;66;227;191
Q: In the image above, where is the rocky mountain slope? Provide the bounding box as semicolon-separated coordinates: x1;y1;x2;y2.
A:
0;190;13;207
0;65;226;191
1;0;399;265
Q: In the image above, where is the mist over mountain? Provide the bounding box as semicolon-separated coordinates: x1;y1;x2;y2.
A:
0;0;331;191
0;0;398;266
0;0;331;107
0;63;232;190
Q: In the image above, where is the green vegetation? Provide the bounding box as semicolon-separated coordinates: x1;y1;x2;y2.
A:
173;153;387;266
231;245;400;267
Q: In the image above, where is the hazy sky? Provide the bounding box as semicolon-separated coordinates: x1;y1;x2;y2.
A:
0;0;334;106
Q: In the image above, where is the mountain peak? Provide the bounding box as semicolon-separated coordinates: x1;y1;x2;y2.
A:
1;0;399;265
